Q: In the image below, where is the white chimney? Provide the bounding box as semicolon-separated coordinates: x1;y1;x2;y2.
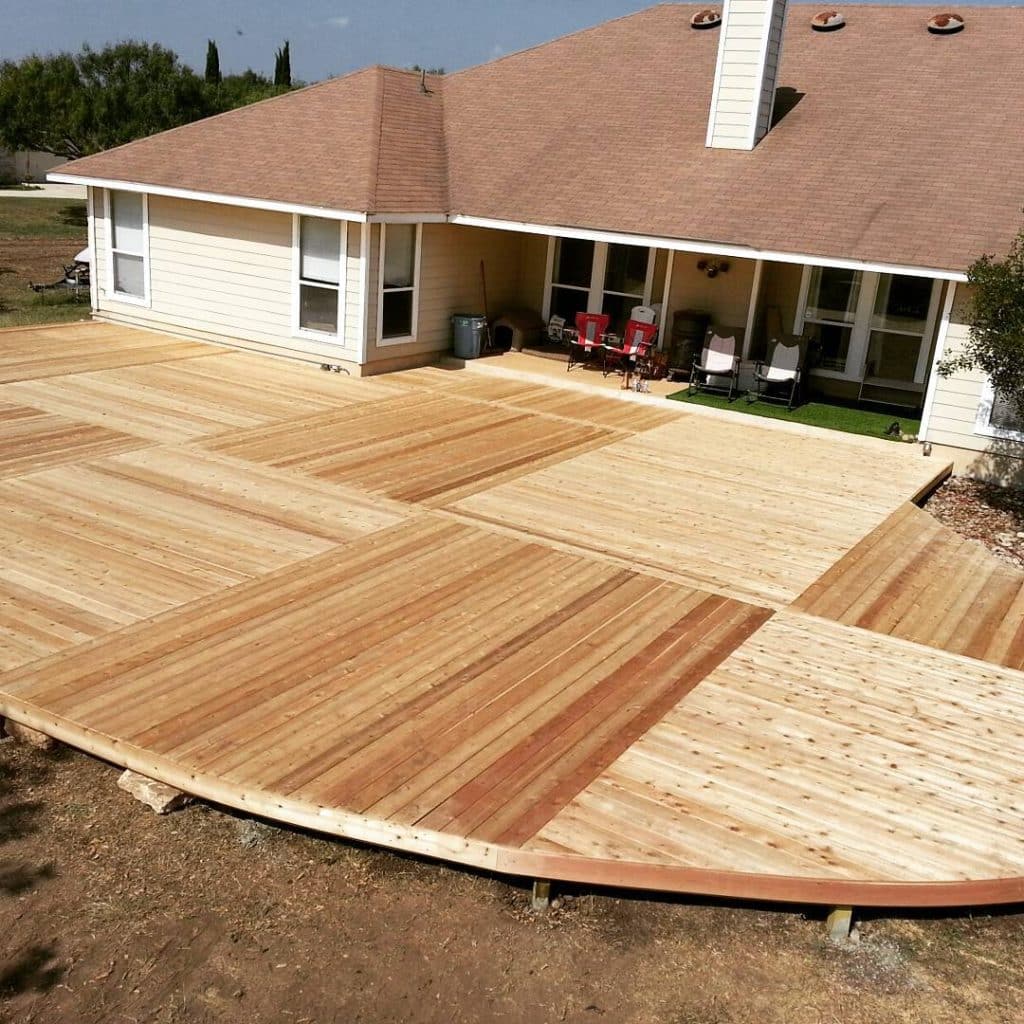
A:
705;0;789;150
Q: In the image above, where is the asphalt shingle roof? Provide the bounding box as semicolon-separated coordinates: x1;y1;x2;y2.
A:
61;4;1024;273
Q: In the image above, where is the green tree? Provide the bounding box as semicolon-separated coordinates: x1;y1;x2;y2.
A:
939;223;1024;418
208;69;288;113
204;39;221;85
274;40;291;88
0;42;208;158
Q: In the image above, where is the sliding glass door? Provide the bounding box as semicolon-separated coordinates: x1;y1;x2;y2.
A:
546;239;653;334
549;238;595;326
601;243;650;333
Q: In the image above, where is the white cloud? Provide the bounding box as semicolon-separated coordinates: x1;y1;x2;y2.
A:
490;44;504;59
327;15;350;29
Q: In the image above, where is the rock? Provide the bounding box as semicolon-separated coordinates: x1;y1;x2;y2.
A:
4;720;57;751
235;818;275;849
117;769;192;814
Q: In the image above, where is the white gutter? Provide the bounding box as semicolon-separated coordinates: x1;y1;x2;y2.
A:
447;214;969;284
52;170;970;284
48;173;369;223
918;281;959;441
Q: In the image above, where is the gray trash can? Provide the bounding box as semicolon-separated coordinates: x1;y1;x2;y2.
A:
452;314;487;359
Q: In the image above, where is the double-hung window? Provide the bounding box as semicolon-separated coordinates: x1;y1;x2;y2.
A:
297;216;343;335
379;223;420;341
109;190;148;303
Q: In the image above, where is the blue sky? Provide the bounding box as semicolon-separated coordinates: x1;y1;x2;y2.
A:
5;1;1018;81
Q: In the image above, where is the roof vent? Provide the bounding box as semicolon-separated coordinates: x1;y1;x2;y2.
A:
811;11;845;32
691;9;722;30
927;12;965;34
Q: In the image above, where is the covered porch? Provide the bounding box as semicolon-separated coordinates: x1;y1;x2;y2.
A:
455;221;957;419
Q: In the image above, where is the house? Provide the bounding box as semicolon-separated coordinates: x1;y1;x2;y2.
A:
49;3;1024;476
0;148;67;185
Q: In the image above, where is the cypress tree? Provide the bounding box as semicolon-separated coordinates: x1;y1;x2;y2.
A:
274;40;291;88
204;40;221;85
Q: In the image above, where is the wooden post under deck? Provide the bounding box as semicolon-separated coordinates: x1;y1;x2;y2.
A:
531;879;552;912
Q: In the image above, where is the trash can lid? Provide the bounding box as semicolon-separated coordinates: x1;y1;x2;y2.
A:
452;312;486;321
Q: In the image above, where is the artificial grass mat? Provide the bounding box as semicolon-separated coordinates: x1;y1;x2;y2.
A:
666;389;921;441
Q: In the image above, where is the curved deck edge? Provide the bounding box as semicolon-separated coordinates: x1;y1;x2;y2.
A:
5;699;1023;911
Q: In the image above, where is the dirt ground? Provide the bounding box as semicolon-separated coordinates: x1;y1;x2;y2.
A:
0;195;90;327
0;240;90;329
1;742;1022;1024
926;475;1024;569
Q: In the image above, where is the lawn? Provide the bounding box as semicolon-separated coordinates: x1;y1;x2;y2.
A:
0;197;91;328
668;388;922;441
0;198;87;239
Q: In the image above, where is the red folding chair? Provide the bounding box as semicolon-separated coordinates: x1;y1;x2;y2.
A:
568;312;610;371
603;319;658;385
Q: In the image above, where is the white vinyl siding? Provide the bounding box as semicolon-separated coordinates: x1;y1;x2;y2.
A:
93;194;363;362
706;0;788;150
365;223;528;365
921;285;1019;453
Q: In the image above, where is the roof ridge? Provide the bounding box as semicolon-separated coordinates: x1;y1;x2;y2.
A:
434;71;452;214
367;66;387;213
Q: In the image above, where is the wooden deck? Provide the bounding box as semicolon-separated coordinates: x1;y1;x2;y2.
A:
4;322;1024;908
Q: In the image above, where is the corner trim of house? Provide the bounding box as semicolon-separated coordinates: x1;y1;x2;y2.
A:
358;221;371;363
918;281;958;441
85;186;99;312
447;215;969;283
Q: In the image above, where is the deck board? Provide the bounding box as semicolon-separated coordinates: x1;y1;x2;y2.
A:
528;613;1024;884
3;352;409;444
0;322;217;382
793;501;1024;668
0;444;407;671
203;391;629;504
0;401;152;479
8;322;1024;908
451;416;945;607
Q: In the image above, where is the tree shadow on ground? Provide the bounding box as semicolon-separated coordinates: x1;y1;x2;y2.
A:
58;204;87;230
0;945;63;998
0;743;63;1000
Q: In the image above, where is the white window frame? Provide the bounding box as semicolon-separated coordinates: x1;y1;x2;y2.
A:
376;222;422;347
542;238;656;324
975;380;1024;443
104;188;151;307
795;266;941;384
291;214;348;342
